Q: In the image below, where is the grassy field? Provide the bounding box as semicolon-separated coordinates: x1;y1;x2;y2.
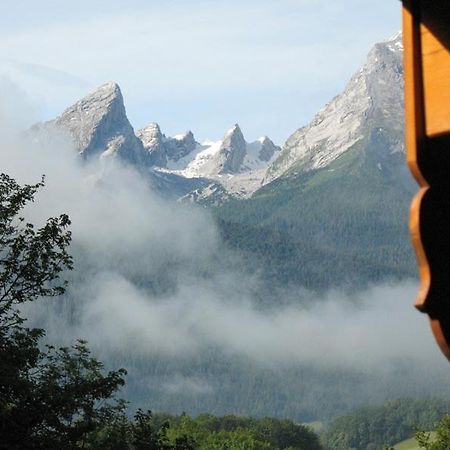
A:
302;421;324;433
394;437;421;450
394;432;436;450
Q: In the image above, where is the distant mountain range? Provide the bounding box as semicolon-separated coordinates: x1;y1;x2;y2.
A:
29;33;405;202
30;79;281;201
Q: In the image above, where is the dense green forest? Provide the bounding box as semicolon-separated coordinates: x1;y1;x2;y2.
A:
114;351;450;423
414;413;450;450
322;398;450;450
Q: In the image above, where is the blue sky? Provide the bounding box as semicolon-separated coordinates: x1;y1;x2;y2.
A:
0;0;401;143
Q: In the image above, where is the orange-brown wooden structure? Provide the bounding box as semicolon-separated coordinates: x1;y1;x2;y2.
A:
402;0;450;361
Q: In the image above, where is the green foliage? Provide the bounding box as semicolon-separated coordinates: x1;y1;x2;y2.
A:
322;398;450;450
0;173;73;329
163;413;322;450
85;409;195;450
415;414;450;450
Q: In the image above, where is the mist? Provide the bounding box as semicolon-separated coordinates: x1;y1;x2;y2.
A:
1;79;449;420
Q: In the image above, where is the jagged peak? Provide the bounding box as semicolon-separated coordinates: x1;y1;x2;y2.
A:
225;123;242;136
172;130;194;141
80;81;122;103
138;122;162;134
46;80;146;163
386;30;402;44
258;135;276;145
56;81;124;124
367;33;403;63
136;123;164;152
94;80;121;94
265;31;405;182
222;124;246;147
375;31;403;54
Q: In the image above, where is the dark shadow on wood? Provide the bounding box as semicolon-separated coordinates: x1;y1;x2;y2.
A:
403;0;450;51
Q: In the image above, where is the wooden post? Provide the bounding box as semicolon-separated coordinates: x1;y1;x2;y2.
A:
402;0;450;361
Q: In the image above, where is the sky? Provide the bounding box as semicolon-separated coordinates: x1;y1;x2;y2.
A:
0;0;401;143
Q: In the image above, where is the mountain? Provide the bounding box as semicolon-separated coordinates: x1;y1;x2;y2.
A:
215;32;416;290
29;83;215;200
137;122;281;198
215;123;247;174
265;32;404;182
137;122;280;178
30;83;280;201
52;82;148;165
136;123;198;168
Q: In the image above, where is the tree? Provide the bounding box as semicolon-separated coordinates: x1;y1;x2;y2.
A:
0;173;127;450
415;414;450;450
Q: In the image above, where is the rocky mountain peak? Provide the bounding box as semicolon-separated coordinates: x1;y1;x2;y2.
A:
52;81;146;164
165;130;197;162
362;33;404;132
265;32;404;183
136;124;199;167
136;122;167;167
219;124;247;173
137;123;164;151
225;123;242;136
88;81;122;101
258;136;280;162
173;130;195;142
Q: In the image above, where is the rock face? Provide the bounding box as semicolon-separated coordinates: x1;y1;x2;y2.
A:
29;79;279;200
165;131;197;161
135;122;280;197
217;124;247;174
265;33;404;182
28;33;405;203
136;122;167;166
162;124;280;178
136;124;198;168
258;136;280;162
53;82;147;165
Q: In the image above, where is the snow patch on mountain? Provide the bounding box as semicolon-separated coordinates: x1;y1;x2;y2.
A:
137;123;281;197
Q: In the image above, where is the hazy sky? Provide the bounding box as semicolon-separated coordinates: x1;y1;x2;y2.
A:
0;0;401;142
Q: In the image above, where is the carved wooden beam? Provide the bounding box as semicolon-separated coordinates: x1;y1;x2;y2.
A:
402;0;450;360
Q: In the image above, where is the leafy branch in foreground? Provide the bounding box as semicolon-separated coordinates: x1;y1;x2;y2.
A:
415;414;450;450
0;173;127;450
0;173;73;329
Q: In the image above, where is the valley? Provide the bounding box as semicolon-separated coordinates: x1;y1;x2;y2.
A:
2;28;450;450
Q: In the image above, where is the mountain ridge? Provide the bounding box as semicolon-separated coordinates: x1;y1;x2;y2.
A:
265;32;404;183
28;32;406;210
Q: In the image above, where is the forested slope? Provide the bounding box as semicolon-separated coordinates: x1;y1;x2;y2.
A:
216;127;416;291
